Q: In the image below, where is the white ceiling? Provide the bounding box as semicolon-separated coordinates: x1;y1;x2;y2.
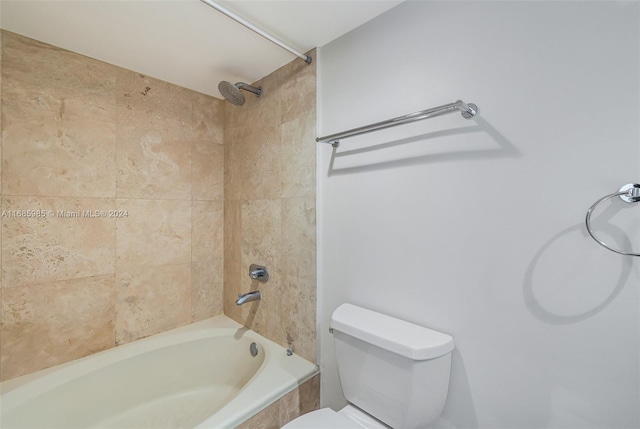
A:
0;0;402;99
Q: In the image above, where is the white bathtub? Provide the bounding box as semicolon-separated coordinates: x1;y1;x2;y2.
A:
0;315;318;428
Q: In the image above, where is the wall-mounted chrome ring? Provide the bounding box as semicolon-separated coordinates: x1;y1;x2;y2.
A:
585;183;640;257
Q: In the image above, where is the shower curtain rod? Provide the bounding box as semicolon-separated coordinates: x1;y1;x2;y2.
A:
200;0;312;64
316;100;479;148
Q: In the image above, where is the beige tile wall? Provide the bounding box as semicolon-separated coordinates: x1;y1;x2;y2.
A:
0;31;225;381
0;32;319;423
223;51;317;364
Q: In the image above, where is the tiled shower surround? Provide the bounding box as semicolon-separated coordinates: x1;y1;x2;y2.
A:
0;30;318;423
224;50;317;364
0;30;225;380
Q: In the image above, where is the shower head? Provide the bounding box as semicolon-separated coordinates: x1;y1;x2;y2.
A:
218;81;262;106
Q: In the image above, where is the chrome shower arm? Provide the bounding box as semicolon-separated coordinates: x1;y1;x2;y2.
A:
237;83;263;96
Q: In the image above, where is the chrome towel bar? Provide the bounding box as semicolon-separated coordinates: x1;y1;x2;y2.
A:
316;100;478;148
585;183;640;256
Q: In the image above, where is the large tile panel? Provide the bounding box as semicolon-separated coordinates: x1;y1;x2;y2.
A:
224;129;243;202
116;119;191;200
280;111;316;199
115;69;192;200
192;200;223;262
240;199;281;288
223;200;242;319
115;68;192;125
2;196;116;288
115;199;191;272
193;140;224;202
2;103;116;198
240;128;281;201
279;50;316;124
192;258;223;322
192;92;224;144
1;31;116;122
115;263;191;344
281;274;317;363
0;275;115;380
281;197;316;280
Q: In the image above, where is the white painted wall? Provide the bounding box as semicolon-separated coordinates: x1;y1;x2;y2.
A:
317;2;639;428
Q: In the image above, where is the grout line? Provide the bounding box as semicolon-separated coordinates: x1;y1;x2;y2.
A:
189;97;195;322
3;272;117;290
1;31;4;350
0;193;206;202
113;67;119;349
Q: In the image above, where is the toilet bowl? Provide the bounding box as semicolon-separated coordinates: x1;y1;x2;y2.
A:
283;304;454;429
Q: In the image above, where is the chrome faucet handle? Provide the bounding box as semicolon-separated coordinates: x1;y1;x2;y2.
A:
249;264;269;283
250;269;265;279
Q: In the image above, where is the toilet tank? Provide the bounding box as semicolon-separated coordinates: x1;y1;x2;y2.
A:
331;304;455;429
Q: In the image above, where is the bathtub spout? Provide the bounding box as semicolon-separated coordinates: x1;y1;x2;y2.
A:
236;291;261;305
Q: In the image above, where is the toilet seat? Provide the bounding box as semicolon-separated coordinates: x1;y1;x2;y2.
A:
282;405;390;429
281;408;361;429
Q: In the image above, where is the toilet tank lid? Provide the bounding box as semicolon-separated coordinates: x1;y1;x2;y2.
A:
331;304;454;360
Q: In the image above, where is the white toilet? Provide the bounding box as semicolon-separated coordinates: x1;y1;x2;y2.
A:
283;304;454;429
